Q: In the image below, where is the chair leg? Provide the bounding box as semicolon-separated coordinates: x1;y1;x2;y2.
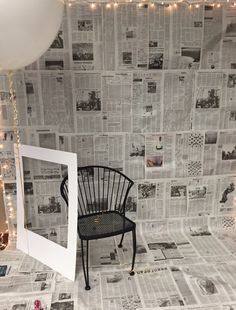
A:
81;239;91;290
129;227;136;276
118;233;125;248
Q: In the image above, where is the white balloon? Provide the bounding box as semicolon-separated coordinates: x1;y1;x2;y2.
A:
0;0;64;71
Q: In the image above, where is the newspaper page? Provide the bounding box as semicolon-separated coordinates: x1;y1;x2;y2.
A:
145;133;174;179
59;134;71;152
210;216;236;255
215;175;236;215
0;249;25;276
23;178;68;248
41;71;74;133
137;181;165;220
138;306;223;310
183;217;228;256
136;266;185;307
0;293;52;310
203;131;218;175
201;5;223;70
148;4;170;70
163;71;194;132
71;134;94;166
100;270;142;310
0;271;55;294
21;154;68;248
38;9;70;70
132;72;162;133
168;218;200;260
0;75;13;128
141;220;184;262
125;183;137;221
221;5;236;69
74;72;102;133
77;271;102;310
102;72;132;132
19;254;53;273
115;230;152;264
178;264;231;304
220;73;236;129
94;134;123;170
165;179;188;217
216;263;236;301
22;156;61;180
187;177;215;217
193;71;227;130
89;237;121;267
24;71;44;126
170;4;203;69
125;134;145;180
26;127;58;149
116;4;149;70
175;132;204;178
69;3;103;70
51;277;78;309
103;6;115;70
216;130;236;174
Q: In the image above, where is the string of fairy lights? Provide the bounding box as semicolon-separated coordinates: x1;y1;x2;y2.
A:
66;0;236;9
0;72;18;249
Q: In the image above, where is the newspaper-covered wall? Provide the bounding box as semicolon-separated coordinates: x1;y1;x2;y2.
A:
1;0;236;248
1;2;236;309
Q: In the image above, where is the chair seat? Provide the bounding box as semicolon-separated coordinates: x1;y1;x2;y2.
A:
78;211;135;240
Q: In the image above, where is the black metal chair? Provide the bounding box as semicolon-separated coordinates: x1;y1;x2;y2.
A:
60;165;136;290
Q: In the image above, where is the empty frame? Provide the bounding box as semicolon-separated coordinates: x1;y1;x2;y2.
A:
15;144;77;281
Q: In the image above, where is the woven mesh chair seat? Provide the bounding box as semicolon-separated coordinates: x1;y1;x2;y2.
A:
78;211;134;240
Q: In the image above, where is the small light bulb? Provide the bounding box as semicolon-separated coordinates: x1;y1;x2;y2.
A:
90;3;96;9
189;4;192;8
138;3;142;7
161;1;164;5
106;3;111;8
150;2;155;7
195;3;199;8
0;144;3;149
129;0;133;2
114;2;118;7
68;2;72;7
9;207;13;212
173;3;177;7
7;202;12;207
169;4;172;8
217;3;221;7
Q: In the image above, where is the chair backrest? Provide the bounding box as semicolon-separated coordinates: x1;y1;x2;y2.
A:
60;165;134;217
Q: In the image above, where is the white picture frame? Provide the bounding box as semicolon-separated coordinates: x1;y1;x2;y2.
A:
14;144;78;281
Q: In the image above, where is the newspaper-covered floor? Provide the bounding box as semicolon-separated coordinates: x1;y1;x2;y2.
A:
2;216;236;310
